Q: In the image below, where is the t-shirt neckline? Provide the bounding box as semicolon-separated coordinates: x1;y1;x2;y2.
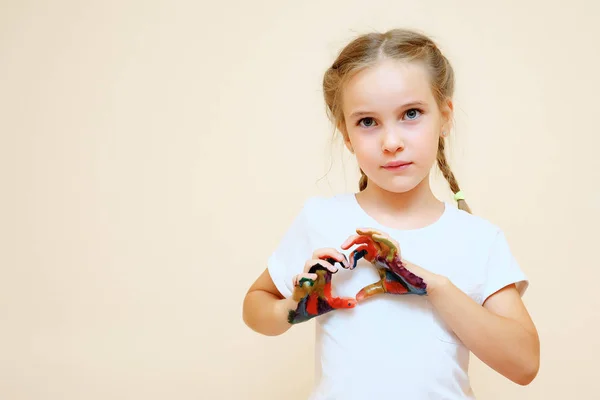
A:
344;192;453;235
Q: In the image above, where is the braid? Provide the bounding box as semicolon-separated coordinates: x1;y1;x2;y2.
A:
437;137;472;214
358;169;368;191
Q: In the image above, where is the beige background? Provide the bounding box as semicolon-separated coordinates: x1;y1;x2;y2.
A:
1;0;599;399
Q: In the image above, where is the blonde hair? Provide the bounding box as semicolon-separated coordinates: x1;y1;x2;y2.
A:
322;28;472;214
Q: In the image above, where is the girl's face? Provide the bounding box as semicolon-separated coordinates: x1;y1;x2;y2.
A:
341;59;452;194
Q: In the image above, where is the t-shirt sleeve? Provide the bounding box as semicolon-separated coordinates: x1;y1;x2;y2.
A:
266;200;314;298
482;229;529;303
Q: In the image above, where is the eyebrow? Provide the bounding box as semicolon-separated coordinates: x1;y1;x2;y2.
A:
349;101;427;119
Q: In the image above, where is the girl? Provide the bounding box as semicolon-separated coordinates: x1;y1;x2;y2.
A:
242;28;540;399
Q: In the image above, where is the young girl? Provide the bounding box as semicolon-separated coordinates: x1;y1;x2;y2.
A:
242;28;540;399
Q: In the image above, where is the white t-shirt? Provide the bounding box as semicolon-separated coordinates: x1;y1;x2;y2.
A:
267;193;529;400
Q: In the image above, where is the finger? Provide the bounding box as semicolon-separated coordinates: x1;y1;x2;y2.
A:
321;252;350;269
372;231;397;246
372;233;400;259
357;228;390;252
339;253;350;269
342;235;382;262
353;233;387;254
349;244;371;267
340;234;359;249
356;227;380;236
338;253;351;269
341;234;372;249
355;280;386;302
304;258;338;274
372;233;393;253
293;273;317;287
312;248;348;266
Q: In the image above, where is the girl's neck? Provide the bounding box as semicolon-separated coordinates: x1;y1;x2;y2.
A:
355;175;444;229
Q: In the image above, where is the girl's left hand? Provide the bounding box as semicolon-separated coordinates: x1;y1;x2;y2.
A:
341;228;446;299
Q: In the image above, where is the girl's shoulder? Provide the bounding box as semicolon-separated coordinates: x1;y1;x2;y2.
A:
449;204;501;233
447;203;509;244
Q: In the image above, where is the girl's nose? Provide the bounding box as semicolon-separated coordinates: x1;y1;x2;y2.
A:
381;128;405;153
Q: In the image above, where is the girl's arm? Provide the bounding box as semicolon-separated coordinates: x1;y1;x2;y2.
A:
243;268;298;336
341;228;539;385
421;267;540;385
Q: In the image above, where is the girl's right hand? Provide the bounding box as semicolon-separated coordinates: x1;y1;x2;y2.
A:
287;248;356;325
291;248;350;289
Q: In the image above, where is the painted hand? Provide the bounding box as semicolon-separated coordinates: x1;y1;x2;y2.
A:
341;228;428;301
287;249;357;324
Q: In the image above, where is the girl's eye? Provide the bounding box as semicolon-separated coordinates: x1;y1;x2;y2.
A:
357;109;423;128
357;117;376;128
405;108;422;120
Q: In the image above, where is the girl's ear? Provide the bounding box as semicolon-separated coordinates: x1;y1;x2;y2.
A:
344;138;354;154
337;121;354;154
440;98;454;134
